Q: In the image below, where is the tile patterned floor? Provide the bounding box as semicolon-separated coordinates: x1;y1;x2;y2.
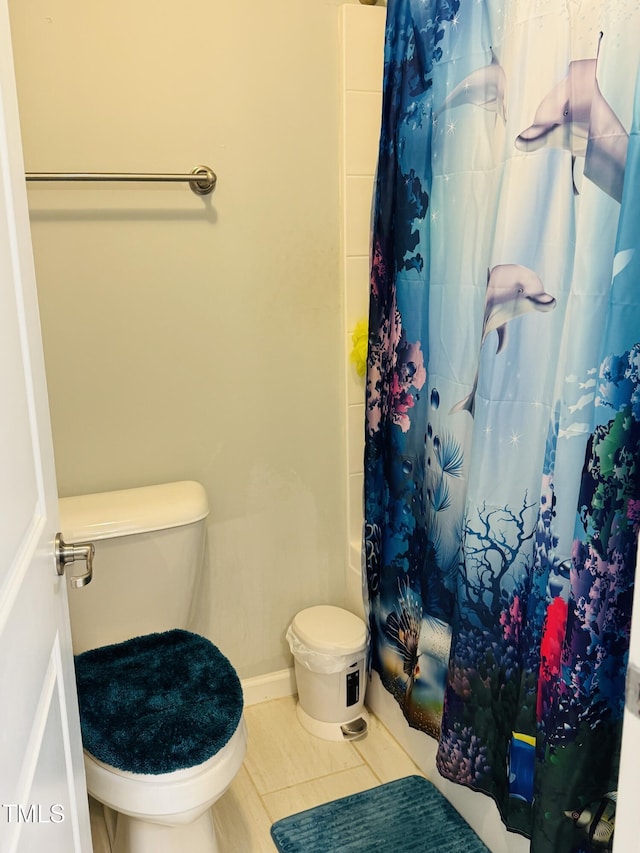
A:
89;695;423;852
213;695;423;851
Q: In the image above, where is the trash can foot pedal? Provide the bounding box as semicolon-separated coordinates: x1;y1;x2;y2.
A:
296;703;370;742
340;717;368;740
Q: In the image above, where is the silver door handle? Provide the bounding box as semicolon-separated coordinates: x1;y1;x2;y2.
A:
55;533;94;588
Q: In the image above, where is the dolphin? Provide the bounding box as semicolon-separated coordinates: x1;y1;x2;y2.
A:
515;57;628;202
480;264;556;353
436;48;507;122
451;265;556;415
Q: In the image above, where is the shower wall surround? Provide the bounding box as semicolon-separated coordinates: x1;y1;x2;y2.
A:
340;3;386;618
9;0;350;680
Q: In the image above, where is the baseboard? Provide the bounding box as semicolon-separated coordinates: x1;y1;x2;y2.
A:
241;667;296;706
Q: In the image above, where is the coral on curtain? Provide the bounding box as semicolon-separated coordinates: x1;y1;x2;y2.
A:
363;1;640;850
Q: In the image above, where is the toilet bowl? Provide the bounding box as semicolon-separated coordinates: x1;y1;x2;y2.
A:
60;481;245;853
85;721;247;853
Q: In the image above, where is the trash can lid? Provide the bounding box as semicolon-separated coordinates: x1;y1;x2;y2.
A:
291;606;367;654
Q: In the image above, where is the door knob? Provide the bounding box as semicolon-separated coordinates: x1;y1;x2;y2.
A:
55;533;94;588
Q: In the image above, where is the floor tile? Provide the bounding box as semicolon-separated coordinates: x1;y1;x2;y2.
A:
261;764;380;823
213;766;276;853
243;695;365;795
353;715;424;783
87;797;111;853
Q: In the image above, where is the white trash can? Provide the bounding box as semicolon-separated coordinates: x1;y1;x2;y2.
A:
286;605;369;741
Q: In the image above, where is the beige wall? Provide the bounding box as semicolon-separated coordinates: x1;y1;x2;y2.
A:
8;0;381;678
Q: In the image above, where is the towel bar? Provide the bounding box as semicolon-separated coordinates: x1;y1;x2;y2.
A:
25;165;216;196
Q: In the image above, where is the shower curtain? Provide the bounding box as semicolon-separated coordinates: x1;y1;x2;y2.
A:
363;1;640;851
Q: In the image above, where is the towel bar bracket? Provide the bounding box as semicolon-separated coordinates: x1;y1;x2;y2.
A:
189;165;217;196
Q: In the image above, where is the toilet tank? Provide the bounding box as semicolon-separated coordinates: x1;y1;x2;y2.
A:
59;481;209;655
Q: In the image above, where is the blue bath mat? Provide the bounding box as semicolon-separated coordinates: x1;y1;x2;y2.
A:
270;775;490;853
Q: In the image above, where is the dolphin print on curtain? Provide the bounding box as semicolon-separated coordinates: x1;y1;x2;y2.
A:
363;1;640;851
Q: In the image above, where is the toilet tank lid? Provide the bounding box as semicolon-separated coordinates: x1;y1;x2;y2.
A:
58;481;209;541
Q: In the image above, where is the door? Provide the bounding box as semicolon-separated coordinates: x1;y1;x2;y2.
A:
0;4;92;852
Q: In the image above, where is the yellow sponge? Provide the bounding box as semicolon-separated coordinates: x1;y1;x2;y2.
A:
350;318;368;377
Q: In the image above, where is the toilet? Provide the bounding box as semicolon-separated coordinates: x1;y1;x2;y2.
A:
60;481;246;853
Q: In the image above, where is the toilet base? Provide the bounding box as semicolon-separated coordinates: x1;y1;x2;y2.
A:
110;805;219;853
